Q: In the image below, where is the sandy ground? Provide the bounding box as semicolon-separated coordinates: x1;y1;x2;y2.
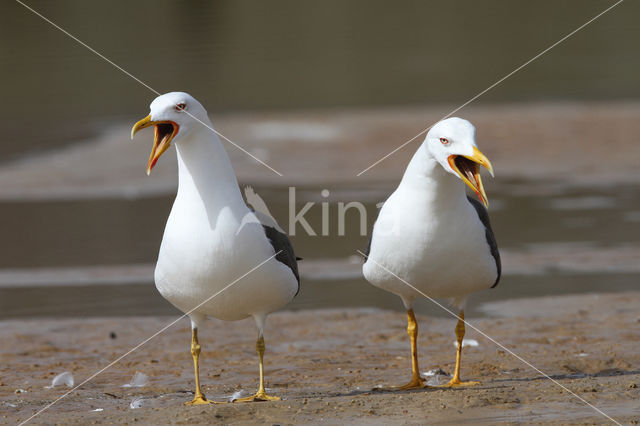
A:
1;292;638;425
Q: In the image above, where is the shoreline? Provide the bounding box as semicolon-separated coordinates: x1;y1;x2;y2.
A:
2;242;639;290
2;291;638;424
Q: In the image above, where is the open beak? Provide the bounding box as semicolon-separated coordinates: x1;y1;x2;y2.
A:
131;115;179;175
448;146;494;207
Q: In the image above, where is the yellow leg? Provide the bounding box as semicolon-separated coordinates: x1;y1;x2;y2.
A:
233;335;281;402
184;327;213;405
440;310;480;387
380;309;425;390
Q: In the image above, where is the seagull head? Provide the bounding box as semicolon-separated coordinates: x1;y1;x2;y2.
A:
131;92;208;175
425;117;494;206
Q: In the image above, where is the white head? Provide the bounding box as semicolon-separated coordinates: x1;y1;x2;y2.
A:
424;117;494;206
131;92;209;174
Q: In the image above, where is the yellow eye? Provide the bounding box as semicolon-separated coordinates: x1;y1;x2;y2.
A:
440;138;450;145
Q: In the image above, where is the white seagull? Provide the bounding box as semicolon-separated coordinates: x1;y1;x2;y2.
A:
363;117;500;389
131;92;300;404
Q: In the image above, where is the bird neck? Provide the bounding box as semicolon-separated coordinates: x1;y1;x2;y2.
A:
399;143;467;206
174;121;245;212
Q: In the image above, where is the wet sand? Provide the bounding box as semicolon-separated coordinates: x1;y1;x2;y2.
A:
2;292;638;424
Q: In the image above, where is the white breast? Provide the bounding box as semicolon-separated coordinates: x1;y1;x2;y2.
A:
152;127;297;322
155;198;297;321
363;156;497;303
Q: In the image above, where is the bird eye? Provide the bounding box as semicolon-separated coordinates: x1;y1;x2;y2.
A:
175;103;186;112
440;138;450;145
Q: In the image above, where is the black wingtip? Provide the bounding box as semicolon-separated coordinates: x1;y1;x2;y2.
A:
466;196;501;289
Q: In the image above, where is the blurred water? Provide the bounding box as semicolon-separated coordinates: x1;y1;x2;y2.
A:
0;181;638;318
2;0;639;161
2;1;639;318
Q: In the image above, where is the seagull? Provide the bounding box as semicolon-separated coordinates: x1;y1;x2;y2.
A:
131;92;300;404
363;117;500;389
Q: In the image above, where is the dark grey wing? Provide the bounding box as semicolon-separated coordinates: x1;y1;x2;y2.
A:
364;231;372;259
262;225;300;296
466;196;501;288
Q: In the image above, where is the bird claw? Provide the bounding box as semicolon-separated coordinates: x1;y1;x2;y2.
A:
374;377;427;391
184;395;211;406
184;393;227;405
233;391;281;402
437;379;480;388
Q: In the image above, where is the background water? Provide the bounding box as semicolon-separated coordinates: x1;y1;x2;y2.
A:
1;181;638;318
2;0;639;160
1;1;639;318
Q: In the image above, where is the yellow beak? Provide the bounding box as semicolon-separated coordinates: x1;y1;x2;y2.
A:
131;114;153;139
131;115;179;175
448;146;494;207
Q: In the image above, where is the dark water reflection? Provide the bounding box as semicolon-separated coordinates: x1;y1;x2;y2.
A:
2;272;638;319
2;181;639;268
2;0;639;161
0;181;638;318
